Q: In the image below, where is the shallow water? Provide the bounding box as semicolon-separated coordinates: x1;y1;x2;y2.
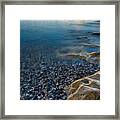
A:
20;20;100;100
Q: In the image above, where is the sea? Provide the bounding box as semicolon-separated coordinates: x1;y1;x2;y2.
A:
20;20;100;100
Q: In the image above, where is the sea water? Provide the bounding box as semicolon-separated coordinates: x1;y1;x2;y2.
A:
20;20;100;100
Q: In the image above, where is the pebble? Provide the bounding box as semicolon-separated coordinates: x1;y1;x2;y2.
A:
20;31;100;100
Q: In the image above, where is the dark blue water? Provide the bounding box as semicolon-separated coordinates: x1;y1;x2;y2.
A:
20;20;100;100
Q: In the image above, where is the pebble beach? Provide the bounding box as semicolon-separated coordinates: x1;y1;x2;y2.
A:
20;20;100;100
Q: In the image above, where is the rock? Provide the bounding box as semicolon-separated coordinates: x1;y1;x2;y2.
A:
66;71;100;100
88;52;100;57
87;52;100;64
68;85;100;100
57;51;100;64
89;71;100;80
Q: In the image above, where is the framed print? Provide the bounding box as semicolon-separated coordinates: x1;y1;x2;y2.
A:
0;0;119;119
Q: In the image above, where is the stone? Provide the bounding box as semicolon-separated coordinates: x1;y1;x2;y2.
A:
66;71;100;100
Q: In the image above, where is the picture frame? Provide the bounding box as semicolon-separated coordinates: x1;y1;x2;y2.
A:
0;0;119;119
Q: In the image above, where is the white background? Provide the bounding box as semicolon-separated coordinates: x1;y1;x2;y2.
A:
5;5;115;115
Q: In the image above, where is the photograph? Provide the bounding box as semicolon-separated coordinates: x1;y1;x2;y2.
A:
2;1;118;118
20;20;100;100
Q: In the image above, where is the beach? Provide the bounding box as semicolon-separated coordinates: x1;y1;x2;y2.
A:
20;20;100;100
